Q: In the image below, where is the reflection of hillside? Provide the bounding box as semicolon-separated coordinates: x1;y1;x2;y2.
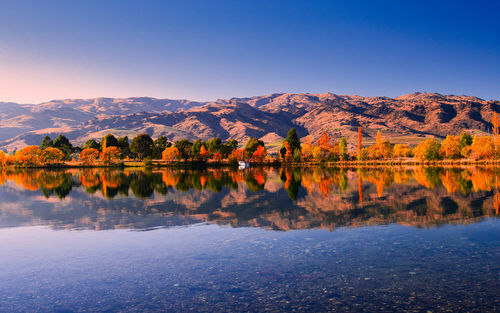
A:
0;167;498;231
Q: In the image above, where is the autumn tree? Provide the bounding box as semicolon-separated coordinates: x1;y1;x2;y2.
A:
245;137;265;159
40;136;53;150
413;139;441;161
162;146;180;161
470;136;495;160
393;144;412;158
191;139;205;160
100;147;121;165
315;132;333;161
40;147;65;164
211;152;222;162
492;112;499;135
15;146;42;166
130;134;154;160
79;148;100;165
252;145;267;162
0;151;5;167
357;127;362;160
228;148;245;162
300;138;314;161
199;145;210;160
152;136;170;159
338;138;348;161
439;135;461;159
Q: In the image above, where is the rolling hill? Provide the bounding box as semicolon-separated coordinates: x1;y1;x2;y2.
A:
0;92;498;152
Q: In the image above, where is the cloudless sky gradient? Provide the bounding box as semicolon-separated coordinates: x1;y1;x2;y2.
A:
0;0;499;103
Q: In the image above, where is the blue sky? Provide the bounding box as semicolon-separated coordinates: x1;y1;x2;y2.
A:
0;0;499;103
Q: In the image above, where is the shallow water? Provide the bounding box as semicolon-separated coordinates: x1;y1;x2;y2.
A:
0;167;499;312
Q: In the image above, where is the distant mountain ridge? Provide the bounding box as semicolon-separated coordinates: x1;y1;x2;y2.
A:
0;92;499;152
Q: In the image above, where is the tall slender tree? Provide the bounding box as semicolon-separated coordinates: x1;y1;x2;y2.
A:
357;127;362;159
493;112;499;135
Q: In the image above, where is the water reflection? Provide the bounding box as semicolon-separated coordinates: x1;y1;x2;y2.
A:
0;166;498;230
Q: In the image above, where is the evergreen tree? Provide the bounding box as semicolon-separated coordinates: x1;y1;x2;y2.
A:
130;134;154;160
40;136;53;150
117;136;131;158
84;139;100;150
174;139;193;160
283;128;301;155
53;134;73;159
101;134;118;150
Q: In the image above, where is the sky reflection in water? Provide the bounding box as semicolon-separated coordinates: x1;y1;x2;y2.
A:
0;167;499;312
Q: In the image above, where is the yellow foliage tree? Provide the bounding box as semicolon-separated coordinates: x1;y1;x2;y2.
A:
413;139;441;161
162;146;180;161
393;144;411;158
470;136;495;160
439;135;461;159
492;112;499;136
79;148;100;165
300;138;314;161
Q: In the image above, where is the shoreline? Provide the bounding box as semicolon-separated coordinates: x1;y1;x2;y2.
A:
4;158;500;169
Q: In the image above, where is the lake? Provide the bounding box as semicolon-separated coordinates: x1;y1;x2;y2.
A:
0;167;499;312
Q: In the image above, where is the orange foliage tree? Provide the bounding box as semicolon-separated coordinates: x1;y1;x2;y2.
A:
315;132;332;161
100;147;121;165
162;146;180;161
211;152;222;162
16;146;42;166
5;154;16;166
199;145;210;160
228;148;245;162
79;148;100;165
357;127;362;159
283;141;293;162
439;135;461;159
0;151;5;167
251;145;267;162
40;147;65;164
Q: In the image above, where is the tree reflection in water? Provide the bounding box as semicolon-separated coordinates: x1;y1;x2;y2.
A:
0;166;498;230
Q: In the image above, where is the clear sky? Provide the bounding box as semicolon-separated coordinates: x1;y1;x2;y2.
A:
0;0;499;103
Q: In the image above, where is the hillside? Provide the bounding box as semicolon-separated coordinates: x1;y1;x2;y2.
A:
0;92;498;152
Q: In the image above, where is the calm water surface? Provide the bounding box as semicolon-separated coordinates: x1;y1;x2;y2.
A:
0;167;499;312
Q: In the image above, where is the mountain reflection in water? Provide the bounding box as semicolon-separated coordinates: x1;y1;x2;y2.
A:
0;167;498;231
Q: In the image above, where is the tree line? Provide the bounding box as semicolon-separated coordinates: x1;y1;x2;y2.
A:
2;111;500;167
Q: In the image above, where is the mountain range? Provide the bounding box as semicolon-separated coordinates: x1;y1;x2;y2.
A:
0;92;498;152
